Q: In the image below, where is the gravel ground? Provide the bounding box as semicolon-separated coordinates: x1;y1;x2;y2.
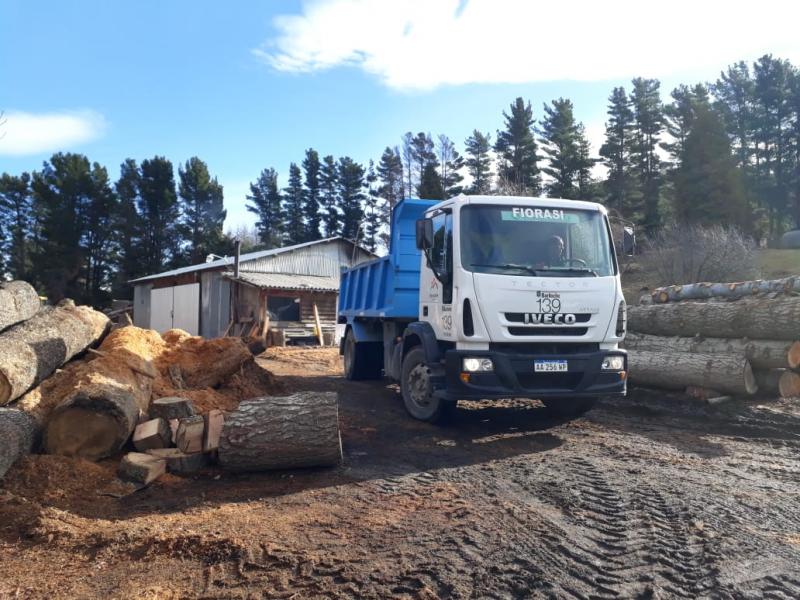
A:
1;348;798;599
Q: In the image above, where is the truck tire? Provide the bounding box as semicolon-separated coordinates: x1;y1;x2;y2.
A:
343;330;382;380
542;397;596;418
400;347;448;423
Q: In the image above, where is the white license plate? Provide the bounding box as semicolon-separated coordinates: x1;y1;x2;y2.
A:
534;360;568;372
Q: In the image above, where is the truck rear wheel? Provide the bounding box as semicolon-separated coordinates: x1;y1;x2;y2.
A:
343;330;382;380
542;397;596;418
401;347;448;423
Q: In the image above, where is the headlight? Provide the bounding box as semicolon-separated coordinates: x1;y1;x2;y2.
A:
601;356;625;370
462;357;494;372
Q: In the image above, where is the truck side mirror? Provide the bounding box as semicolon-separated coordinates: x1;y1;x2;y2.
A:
416;218;434;250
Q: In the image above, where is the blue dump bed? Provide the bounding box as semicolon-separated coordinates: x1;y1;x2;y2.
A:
339;198;439;321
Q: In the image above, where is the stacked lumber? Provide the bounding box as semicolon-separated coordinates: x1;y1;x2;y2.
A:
626;277;800;402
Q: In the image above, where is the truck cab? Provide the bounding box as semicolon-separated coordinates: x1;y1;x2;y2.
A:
338;195;627;422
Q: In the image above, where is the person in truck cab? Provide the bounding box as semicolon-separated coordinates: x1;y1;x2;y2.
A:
540;234;566;267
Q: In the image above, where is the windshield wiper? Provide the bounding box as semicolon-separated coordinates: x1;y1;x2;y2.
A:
536;266;598;277
471;263;540;275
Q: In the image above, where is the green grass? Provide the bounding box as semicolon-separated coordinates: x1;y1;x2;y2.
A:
757;249;800;279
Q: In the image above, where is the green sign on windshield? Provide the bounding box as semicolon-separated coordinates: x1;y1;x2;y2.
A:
501;207;580;223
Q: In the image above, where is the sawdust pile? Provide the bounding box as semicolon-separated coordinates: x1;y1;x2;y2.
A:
262;346;343;374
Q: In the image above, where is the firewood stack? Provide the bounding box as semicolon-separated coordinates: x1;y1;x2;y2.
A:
624;276;800;402
0;280;342;482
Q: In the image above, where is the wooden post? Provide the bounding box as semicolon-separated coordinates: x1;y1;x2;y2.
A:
313;302;324;346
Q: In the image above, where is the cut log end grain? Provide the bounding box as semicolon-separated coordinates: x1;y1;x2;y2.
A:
176;415;205;454
0;280;40;332
132;418;171;451
789;342;800;370
118;452;166;485
778;371;800;398
149;397;197;421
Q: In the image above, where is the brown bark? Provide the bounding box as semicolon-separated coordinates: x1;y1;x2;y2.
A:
622;333;798;370
778;371;800;398
0;301;110;405
627;298;800;341
651;277;800;303
0;280;40;332
628;350;757;396
219;392;342;472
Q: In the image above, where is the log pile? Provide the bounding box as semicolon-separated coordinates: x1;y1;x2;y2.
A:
626;277;800;402
0;282;339;483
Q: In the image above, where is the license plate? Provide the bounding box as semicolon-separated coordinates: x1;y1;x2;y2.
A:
534;360;568;372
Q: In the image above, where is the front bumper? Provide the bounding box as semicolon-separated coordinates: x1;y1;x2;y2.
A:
435;348;627;401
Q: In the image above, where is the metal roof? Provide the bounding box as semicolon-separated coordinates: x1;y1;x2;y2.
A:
129;237;368;283
228;272;340;292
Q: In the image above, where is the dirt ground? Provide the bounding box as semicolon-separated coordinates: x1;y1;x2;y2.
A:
2;347;800;599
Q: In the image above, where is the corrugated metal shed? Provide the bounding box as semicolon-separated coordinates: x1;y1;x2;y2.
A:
230;272;340;292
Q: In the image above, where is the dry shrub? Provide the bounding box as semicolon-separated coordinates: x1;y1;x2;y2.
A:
641;223;760;285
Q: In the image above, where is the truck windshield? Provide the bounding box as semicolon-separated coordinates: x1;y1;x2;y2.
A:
460;204;615;277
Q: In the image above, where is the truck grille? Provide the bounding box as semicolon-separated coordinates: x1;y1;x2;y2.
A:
507;327;588;336
505;312;591;323
517;372;583;389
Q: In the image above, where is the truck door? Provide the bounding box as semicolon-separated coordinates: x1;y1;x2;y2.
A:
421;210;455;340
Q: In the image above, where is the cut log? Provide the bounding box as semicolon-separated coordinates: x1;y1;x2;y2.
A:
754;369;786;396
132;418;172;451
622;333;799;370
175;415;205;454
149;397;196;420
118;452;166;485
155;336;252;390
651;277;800;303
203;409;224;453
219;392;342;472
627;298;800;341
778;371;800;398
789;342;800;369
628;350;757;396
146;448;207;474
0;408;37;478
0;301;110;405
0;280;40;333
42;327;161;461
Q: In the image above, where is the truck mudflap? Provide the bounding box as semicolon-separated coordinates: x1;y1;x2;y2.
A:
435;348;627;401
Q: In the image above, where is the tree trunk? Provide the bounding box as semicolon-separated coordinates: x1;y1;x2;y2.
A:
627;298;800;341
623;333;799;370
154;335;253;390
778;371;800;398
628;350;757;396
753;369;786;396
0;281;40;333
219;392;342;472
0;408;37;478
0;301;110;405
651;277;800;303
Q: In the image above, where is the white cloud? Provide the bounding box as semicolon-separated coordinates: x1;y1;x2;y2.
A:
0;109;107;156
256;0;800;91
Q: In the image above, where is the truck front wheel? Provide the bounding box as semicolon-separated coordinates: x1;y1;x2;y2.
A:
400;347;448;423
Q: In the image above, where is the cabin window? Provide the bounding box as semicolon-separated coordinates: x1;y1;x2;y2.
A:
268;296;301;321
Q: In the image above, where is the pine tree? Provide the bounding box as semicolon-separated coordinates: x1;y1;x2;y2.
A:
113;159;144;296
599;87;638;215
138;156;181;274
337;157;365;241
376;146;404;246
538;98;583;199
464;130;493;194
282;163;305;245
713;61;755;171
302;148;322;241
437;134;465;197
494;97;540;194
630;78;664;232
576;125;598;200
0;172;33;280
662;84;710;169
320;155;341;237
674;105;750;228
363;160;380;252
401;132;415;196
409;132;442;198
246;167;283;248
178;157;228;265
83;162;118;305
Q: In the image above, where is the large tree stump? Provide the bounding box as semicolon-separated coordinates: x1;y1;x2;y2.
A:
651;277;800;303
0;281;40;333
0;301;110;405
622;333;800;370
628;350;757;396
219;392;342;471
628;298;800;341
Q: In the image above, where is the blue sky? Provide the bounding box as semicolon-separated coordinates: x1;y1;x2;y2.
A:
2;0;799;229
